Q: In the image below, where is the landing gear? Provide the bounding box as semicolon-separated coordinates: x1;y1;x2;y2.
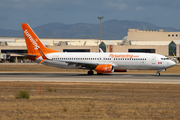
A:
88;71;94;75
156;69;165;76
156;72;160;76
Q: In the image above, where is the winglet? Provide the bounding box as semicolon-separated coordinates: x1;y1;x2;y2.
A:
38;48;48;64
38;48;48;60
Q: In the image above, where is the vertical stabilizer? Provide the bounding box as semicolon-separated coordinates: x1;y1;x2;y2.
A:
21;23;58;55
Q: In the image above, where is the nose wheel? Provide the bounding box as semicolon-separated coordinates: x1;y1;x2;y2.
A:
156;72;160;76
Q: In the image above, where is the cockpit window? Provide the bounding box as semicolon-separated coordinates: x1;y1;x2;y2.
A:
161;58;169;60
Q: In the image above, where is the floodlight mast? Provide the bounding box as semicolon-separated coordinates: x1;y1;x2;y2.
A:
98;16;104;44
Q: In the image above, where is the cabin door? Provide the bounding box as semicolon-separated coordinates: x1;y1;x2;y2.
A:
152;56;156;64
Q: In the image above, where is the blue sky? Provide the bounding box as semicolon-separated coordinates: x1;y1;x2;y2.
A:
1;0;180;30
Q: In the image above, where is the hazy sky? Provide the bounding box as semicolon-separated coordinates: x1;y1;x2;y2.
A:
1;0;180;30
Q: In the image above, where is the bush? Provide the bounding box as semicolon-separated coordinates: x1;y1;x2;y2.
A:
15;90;30;99
63;107;67;112
46;87;53;92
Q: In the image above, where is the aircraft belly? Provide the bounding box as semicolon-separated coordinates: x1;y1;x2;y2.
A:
115;62;166;70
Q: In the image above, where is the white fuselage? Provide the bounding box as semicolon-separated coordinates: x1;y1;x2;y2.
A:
35;52;176;70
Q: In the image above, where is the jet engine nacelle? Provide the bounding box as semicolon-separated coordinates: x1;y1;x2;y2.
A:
96;64;114;73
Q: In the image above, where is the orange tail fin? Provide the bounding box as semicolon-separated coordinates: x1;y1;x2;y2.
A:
21;23;58;55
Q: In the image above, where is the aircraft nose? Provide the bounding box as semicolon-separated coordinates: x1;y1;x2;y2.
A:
167;60;176;67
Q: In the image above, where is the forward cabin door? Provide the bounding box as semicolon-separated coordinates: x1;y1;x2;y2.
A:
152;56;156;64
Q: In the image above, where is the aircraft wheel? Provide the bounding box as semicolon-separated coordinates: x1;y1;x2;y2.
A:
88;71;94;75
156;72;160;76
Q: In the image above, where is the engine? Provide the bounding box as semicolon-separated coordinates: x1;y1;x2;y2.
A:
96;64;114;73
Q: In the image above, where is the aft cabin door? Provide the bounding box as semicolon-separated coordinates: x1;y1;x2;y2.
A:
152;56;156;64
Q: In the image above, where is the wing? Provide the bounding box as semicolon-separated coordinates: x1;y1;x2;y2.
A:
60;60;98;69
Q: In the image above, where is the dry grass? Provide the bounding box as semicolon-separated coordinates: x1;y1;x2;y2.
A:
0;82;180;120
0;64;87;73
0;64;179;74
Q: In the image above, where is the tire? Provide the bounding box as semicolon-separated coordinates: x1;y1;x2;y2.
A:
88;71;94;75
156;73;160;76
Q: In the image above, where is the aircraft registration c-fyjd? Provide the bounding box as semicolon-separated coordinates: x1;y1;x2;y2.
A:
21;23;176;76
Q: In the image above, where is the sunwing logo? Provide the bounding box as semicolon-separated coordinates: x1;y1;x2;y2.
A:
102;65;111;72
109;54;139;58
24;30;40;50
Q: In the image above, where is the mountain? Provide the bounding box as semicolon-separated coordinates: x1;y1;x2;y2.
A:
0;20;180;40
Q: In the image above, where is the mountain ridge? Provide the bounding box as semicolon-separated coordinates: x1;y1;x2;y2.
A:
0;20;179;40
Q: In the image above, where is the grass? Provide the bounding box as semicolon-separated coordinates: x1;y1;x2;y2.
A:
15;90;30;99
63;107;68;112
46;87;53;92
0;82;180;119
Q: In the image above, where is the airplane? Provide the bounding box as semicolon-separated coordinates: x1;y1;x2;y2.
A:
21;23;176;76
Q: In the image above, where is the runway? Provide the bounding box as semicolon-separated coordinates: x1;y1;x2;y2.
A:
0;73;180;84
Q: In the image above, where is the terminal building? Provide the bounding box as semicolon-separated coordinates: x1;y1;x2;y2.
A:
0;28;180;63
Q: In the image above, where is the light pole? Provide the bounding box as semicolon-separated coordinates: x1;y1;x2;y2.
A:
98;16;104;44
95;40;99;52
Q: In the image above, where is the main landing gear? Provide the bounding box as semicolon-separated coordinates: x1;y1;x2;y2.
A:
87;70;94;75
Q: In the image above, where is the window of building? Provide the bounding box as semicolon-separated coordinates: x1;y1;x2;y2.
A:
172;34;174;37
128;49;155;53
1;50;28;54
63;49;90;52
169;41;176;56
99;42;106;52
168;34;170;37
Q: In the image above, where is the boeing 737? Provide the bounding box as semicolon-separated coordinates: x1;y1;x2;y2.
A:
21;23;176;76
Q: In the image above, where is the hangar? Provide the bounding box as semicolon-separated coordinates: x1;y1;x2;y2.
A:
0;28;180;63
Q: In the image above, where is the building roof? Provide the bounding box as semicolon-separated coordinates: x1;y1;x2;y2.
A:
7;42;26;46
0;38;15;42
102;40;122;45
131;41;171;46
174;40;180;45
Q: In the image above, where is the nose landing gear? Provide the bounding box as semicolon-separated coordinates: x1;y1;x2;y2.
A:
156;69;166;76
156;72;160;76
